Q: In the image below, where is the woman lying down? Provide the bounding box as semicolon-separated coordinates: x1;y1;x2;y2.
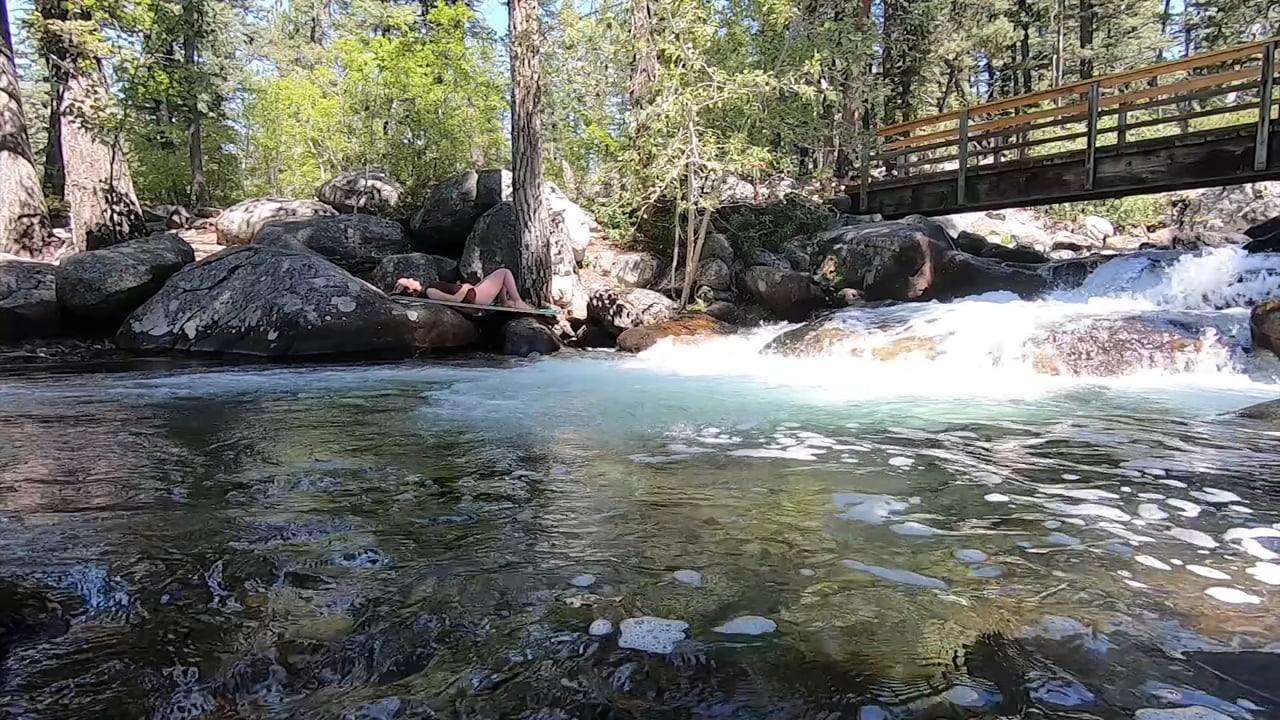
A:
392;268;539;311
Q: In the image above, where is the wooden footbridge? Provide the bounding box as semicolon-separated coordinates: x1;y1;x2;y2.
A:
851;38;1280;218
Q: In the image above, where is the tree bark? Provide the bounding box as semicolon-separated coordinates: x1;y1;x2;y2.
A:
1078;0;1094;79
60;59;145;249
183;27;208;208
1;0;58;259
510;0;549;306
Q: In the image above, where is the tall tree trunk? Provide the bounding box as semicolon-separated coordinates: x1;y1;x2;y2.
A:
183;29;208;208
1078;0;1094;79
1054;0;1066;86
1;0;58;259
60;59;145;249
510;0;549;306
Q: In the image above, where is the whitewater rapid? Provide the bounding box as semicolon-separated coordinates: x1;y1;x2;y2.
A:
625;246;1280;402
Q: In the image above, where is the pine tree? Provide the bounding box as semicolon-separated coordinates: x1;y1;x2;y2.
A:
1;0;57;259
510;0;549;305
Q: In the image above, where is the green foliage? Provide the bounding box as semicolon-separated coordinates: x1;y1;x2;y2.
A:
240;2;507;202
1044;195;1171;232
721;202;834;255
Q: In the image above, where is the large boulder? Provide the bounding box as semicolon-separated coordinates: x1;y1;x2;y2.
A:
0;260;59;343
1244;216;1280;253
255;214;410;276
814;220;1046;301
762;317;940;361
585;244;662;288
738;266;825;322
750;248;792;270
142;204;196;229
935;209;1051;249
459;202;584;318
316;169;404;215
1040;255;1116;290
544;180;595;262
501;317;561;357
701;233;734;265
117;246;479;357
1237;398;1280;421
215;198;337;246
1079;215;1115;243
409;170;483;252
1251;299;1280;358
655;257;733;293
1245;216;1280;240
56;233;194;328
371;253;459;294
616;315;736;353
1183;182;1280;232
588;287;676;335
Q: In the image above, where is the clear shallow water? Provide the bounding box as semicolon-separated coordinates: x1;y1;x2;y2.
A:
2;355;1280;719
4;246;1280;719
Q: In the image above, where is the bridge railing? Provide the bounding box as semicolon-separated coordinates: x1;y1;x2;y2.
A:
857;37;1279;212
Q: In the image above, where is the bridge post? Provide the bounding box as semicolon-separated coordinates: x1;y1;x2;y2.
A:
957;108;969;206
859;142;870;212
1117;106;1127;146
1256;41;1275;172
1085;81;1100;191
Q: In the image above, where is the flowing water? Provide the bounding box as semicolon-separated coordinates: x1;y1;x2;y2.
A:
4;247;1280;719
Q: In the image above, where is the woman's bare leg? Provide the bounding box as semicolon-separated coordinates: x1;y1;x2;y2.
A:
473;268;534;308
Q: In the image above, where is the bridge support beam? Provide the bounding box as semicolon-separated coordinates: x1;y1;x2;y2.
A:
1257;41;1275;172
1085;81;1100;190
956;108;969;206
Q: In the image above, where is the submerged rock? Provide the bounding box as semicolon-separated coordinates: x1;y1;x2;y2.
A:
618;616;688;654
588;618;614;636
56;232;194;330
316;169;404;215
712;615;776;635
117;246;478;356
1251;299;1280;357
0;259;60;343
588;287;676;335
256;214;410;276
738;266;825;322
1040;254;1116;290
671;569;704;587
616;315;735;353
1029;317;1227;377
215;197;337;246
1236;398;1280;421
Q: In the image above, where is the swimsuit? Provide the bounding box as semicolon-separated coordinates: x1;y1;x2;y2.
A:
425;281;477;304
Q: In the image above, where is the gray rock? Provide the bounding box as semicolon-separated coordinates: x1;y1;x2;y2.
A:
142;204;196;229
586;245;662;288
750;248;791;270
502;317;561;357
372;253;459;293
827;213;884;230
56;233;194;327
738;266;825;322
1040;255;1116;290
215;197;337;246
701;233;734;265
460;202;584;317
475;168;511;208
1237;398;1280;421
255;214;410;276
588;287;676;334
702;300;738;322
117;246;479;357
0;260;59;343
616;315;735;353
657;257;733;293
1252;299;1280;358
410;170;483;252
544;180;595;262
1079;215;1115;243
814;219;1045;301
316;169;404;214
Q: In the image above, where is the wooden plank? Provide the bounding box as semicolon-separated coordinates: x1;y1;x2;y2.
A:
1084;82;1100;190
1102;67;1258;109
877;36;1276;138
968;101;1089;137
1097;79;1260;118
1118;104;1260;135
1258;42;1276;171
957;108;969;205
392;296;561;316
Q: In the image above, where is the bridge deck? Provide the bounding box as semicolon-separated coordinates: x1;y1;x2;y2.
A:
850;38;1280;218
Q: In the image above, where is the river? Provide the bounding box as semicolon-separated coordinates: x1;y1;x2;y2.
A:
2;247;1280;719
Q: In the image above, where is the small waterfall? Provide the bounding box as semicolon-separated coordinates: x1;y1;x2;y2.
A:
631;247;1280;392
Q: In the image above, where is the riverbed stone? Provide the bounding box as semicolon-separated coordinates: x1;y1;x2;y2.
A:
255;214;411;277
117;245;478;356
656;257;733;294
1237;398;1280;421
56;232;194;328
616;315;736;353
215;197;337;246
1251;299;1280;357
502;317;562;357
316;169;404;214
1031;317;1226;376
587;287;676;335
0;259;59;343
1040;254;1116;290
739;266;825;321
617;616;688;654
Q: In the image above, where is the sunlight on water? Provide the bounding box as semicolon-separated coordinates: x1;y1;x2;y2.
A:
2;247;1280;718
